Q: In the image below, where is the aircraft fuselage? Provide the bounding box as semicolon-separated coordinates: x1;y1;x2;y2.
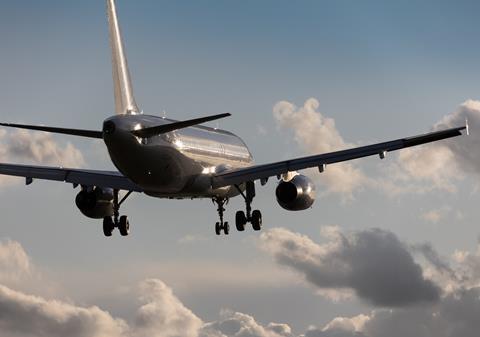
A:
102;114;254;199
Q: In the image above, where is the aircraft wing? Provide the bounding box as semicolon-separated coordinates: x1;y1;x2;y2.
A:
211;125;467;189
0;163;143;192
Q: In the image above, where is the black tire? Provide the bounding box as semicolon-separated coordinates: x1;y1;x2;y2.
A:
235;211;247;231
224;222;230;235
252;210;262;231
103;217;114;237
119;215;130;236
215;222;221;236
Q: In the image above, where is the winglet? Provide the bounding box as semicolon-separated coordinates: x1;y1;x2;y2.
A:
466;119;470;136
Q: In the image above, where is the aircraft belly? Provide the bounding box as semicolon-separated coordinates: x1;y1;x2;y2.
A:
103;115;253;198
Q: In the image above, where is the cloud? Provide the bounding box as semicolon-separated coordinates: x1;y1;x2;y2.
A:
305;314;369;337
0;239;295;337
259;227;441;307
434;100;480;175
313;287;480;337
0;284;128;337
0;129;84;167
2;236;480;337
0;129;84;186
134;279;203;337
272;98;476;197
421;209;443;223
382;99;479;194
282;230;480;337
0;239;32;285
273;98;368;198
177;234;208;245
201;311;294;337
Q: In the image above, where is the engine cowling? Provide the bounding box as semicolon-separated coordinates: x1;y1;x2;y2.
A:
75;187;114;219
275;174;316;211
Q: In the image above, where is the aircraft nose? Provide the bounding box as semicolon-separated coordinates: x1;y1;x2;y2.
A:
103;120;116;135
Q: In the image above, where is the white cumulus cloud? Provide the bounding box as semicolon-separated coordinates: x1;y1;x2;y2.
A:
272;98;476;197
0;129;85;186
273;98;368;199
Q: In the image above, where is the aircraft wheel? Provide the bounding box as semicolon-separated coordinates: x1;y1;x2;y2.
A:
119;215;130;236
103;217;114;237
224;222;230;235
252;210;263;231
235;211;247;231
215;222;221;236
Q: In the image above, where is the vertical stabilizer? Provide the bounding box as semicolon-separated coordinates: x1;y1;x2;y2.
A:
107;0;140;115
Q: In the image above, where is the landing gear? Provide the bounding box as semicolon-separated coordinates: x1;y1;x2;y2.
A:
119;215;130;236
103;190;133;237
213;181;263;235
213;197;230;235
235;181;263;232
235;211;247;231
251;210;262;231
103;216;115;237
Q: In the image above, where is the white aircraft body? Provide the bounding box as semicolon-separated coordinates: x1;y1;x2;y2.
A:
0;0;468;236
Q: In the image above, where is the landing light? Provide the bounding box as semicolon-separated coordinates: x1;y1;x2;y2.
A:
202;167;216;174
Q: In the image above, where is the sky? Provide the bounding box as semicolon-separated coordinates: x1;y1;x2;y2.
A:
1;0;480;336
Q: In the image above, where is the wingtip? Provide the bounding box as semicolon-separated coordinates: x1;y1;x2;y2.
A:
466;119;470;136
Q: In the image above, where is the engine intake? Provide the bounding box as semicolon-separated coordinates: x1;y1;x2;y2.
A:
75;187;114;219
276;174;316;211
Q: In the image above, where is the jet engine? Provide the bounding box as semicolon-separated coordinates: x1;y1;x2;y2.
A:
275;174;316;211
75;187;114;219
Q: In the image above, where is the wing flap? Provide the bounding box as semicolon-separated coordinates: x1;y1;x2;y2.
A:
211;125;467;188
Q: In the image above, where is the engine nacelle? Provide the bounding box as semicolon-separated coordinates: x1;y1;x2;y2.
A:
275;174;316;211
75;187;114;219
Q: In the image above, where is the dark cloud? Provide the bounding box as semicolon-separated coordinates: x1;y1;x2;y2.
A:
361;287;480;337
412;243;458;280
260;228;441;307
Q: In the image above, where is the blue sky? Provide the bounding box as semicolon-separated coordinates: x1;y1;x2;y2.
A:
1;1;480;336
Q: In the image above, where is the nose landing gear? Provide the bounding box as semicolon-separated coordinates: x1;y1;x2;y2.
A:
103;190;132;237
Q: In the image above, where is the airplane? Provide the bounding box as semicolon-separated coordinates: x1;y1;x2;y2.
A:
0;0;468;237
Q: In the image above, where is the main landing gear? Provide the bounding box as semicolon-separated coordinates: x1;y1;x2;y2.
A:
103;190;132;237
213;181;263;236
213;197;230;235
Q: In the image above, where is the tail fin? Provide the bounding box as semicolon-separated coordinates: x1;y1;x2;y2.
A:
107;0;140;115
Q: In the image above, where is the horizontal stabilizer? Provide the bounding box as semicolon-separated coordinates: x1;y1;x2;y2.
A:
0;123;103;139
131;113;231;138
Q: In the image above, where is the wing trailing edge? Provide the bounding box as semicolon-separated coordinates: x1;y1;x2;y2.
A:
211;125;467;188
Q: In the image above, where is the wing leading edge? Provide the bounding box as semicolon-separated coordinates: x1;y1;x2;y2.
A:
0;163;142;192
211;125;467;189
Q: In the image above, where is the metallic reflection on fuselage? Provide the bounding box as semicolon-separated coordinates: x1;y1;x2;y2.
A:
103;114;254;199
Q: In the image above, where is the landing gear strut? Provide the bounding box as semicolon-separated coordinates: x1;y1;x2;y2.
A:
234;181;262;232
103;190;132;237
213;197;230;235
